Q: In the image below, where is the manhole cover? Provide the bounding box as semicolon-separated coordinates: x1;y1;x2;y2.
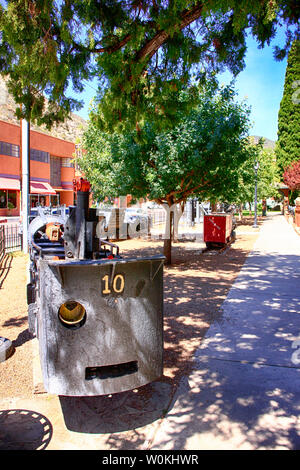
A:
0;409;53;450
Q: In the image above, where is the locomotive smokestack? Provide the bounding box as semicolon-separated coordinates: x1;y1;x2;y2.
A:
73;178;91;235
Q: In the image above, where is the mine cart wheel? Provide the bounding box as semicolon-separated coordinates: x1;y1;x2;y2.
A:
27;283;35;305
127;222;141;240
206;241;226;249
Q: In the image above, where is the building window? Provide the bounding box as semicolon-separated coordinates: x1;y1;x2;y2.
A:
30;148;50;163
0;190;7;208
0;141;20;157
50;194;60;207
8;191;17;209
50;156;61;187
0;190;17;209
30;195;39;208
30;195;47;208
61;157;74;168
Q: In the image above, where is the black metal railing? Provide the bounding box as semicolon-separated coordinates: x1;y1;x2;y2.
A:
0;224;22;253
0;225;5;262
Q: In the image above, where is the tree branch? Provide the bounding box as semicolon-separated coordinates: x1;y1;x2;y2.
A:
70;2;203;59
136;2;204;62
93;33;132;53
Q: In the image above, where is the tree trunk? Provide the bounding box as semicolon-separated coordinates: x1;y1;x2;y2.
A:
248;202;252;216
210;201;217;212
173;203;184;242
163;208;173;265
238;204;243;221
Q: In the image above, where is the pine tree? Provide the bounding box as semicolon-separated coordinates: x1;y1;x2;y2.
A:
0;1;299;130
276;40;300;175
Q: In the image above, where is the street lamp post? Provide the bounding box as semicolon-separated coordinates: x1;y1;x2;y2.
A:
253;161;259;228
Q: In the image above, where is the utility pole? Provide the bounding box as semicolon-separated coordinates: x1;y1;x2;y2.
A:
21;119;30;253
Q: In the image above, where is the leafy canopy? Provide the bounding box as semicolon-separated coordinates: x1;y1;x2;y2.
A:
0;0;299;129
79;83;253;207
283;159;300;190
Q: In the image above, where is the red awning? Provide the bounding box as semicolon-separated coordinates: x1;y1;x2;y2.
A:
0;177;20;190
0;177;56;195
30;182;56;195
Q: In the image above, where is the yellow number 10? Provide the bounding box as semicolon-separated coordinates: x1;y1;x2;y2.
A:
102;274;125;295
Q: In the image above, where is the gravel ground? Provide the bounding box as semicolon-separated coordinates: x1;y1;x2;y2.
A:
0;218;261;400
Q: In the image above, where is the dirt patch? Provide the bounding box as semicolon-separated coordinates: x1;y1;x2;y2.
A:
0;251;32;398
0;219;260;399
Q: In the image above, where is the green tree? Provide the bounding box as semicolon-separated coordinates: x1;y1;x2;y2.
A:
234;143;279;216
230;141;261;216
276;39;300;175
80;85;252;263
0;1;298;129
257;148;280;200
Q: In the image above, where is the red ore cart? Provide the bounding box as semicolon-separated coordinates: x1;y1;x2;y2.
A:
203;213;236;248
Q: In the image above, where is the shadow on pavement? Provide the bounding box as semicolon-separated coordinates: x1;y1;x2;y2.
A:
150;250;300;450
152;358;300;450
0;254;12;289
58;244;254;442
59;379;172;434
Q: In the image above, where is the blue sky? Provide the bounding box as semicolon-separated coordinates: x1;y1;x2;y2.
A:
218;31;288;142
72;28;288;143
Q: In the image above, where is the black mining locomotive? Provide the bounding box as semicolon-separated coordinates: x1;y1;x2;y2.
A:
27;178;164;396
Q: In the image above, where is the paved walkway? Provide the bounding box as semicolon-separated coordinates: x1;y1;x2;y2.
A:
1;213;300;450
151;213;300;450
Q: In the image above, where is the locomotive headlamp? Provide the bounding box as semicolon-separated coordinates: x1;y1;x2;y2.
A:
58;301;86;328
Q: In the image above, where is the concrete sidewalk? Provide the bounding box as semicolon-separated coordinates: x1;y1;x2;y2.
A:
151;213;300;450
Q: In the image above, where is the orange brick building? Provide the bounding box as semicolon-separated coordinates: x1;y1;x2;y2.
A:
0;76;87;218
0;119;80;218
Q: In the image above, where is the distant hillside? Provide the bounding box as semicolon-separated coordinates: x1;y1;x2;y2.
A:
0;77;87;143
250;135;276;149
